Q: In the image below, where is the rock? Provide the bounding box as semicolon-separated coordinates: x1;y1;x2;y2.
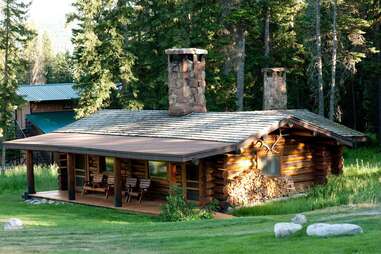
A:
31;199;42;205
226;206;234;213
40;199;48;204
291;214;307;225
274;223;302;238
307;223;363;237
4;218;23;231
24;199;33;204
48;200;55;205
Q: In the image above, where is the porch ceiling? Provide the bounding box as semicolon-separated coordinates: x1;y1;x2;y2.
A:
4;132;236;162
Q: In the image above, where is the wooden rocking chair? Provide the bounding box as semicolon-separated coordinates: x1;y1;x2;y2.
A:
124;177;138;202
82;174;107;196
126;178;151;203
105;176;115;199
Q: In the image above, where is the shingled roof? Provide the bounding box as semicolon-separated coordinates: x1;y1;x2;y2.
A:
57;109;365;145
4;109;365;161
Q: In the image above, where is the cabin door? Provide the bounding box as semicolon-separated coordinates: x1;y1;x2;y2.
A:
185;162;200;201
74;154;86;191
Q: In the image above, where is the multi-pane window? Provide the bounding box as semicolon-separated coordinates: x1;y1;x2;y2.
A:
148;161;168;179
258;154;281;176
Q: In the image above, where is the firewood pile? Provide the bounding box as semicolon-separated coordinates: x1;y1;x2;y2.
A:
225;168;296;207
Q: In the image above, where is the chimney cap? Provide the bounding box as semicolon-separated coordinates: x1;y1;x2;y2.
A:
165;48;208;55
261;67;287;73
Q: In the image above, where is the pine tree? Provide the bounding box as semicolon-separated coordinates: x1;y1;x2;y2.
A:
0;0;34;139
69;0;135;118
45;52;74;83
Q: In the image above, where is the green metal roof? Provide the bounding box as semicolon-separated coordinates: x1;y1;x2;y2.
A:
26;111;76;133
17;83;79;102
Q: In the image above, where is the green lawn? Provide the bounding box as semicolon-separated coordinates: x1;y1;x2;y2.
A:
0;193;380;253
0;147;380;253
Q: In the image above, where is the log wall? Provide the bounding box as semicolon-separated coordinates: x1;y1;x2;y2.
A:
30;101;74;113
202;131;344;206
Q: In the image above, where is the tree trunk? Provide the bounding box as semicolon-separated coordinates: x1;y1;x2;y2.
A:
329;0;337;120
264;6;270;61
351;80;357;129
2;0;11;139
3;1;10;87
236;26;246;111
315;0;324;116
377;0;381;144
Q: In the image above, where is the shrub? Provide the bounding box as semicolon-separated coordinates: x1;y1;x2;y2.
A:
160;185;214;221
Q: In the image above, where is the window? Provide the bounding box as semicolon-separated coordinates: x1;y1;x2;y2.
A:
100;157;114;172
186;161;200;201
258;154;281;176
148;161;168;179
75;154;85;170
74;154;86;189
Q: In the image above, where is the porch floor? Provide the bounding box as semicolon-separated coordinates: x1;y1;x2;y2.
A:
29;190;235;219
29;190;164;216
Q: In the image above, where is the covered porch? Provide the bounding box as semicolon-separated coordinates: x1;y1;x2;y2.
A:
4;132;235;213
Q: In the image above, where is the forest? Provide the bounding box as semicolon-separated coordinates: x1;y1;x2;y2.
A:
0;0;380;141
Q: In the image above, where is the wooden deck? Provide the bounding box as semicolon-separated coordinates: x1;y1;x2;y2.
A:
29;190;164;216
29;190;235;219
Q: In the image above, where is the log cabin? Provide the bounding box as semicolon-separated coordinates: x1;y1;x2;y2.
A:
4;48;366;213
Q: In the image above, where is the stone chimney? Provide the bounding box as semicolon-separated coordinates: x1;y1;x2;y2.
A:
165;48;208;116
262;67;287;110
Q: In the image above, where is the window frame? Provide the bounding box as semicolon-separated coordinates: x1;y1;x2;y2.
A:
257;153;281;177
100;156;115;173
148;161;168;180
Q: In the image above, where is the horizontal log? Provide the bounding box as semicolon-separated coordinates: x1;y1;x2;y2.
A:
282;166;315;175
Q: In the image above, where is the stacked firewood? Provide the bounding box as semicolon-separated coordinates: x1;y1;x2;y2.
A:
225;168;296;207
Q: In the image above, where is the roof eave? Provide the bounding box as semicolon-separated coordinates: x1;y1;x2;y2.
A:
3;140;236;163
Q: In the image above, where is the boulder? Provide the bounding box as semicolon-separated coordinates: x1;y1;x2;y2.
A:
40;199;48;204
31;199;42;205
291;214;307;225
274;223;302;238
4;218;23;231
307;223;363;237
24;199;33;204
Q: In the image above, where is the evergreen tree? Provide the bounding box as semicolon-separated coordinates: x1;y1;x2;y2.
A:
67;0;380;134
0;0;34;139
45;52;74;83
69;0;135;118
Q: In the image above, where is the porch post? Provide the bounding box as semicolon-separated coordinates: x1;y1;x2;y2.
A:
26;150;35;194
199;160;207;206
114;158;122;207
1;145;5;173
67;153;76;200
168;163;177;195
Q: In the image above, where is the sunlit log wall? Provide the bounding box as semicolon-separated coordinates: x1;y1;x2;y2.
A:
202;129;344;207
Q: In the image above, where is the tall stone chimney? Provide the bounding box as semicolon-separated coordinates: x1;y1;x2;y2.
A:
165;48;208;116
262;67;287;110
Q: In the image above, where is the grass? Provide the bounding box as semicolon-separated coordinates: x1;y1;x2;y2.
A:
0;147;380;253
0;164;58;194
0;193;380;253
233;147;381;216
